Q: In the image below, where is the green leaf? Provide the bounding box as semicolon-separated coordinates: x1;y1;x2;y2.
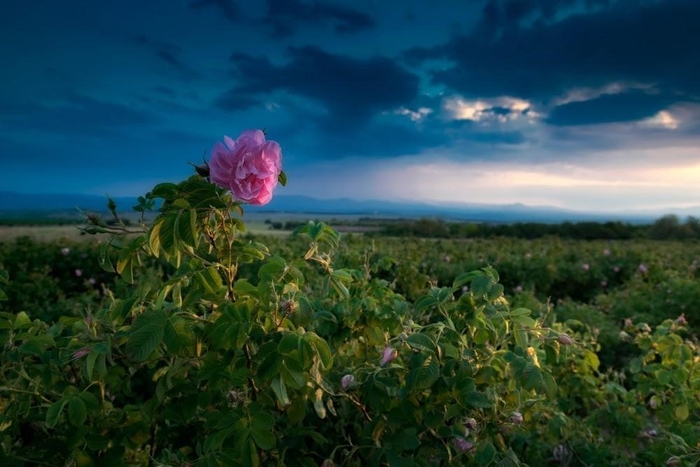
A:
411;354;440;391
675;404;689;422
278;170;287;186
474;442;497;465
46;399;68;428
306;333;333;370
126;310;167;361
13;311;32;330
86;350;98;381
250;411;276;450
98;240;115;273
68;396;88;427
487;283;505;301
471;275;494;297
510;314;536;327
405;333;437;353
271;376;291;406
278;333;300;355
175;209;199;249
463;391;492;408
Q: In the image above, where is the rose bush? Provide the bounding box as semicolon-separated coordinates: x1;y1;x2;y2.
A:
1;131;699;466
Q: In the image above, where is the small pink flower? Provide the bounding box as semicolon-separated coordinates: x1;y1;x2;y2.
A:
74;269;83;277
638;263;648;274
525;252;532;259
380;346;398;366
603;249;611;256
453;437;474;453
600;280;607;287
676;314;687;325
208;130;282;206
514;285;523;293
61;247;70;255
613;266;620;273
341;374;355;390
444;255;451;263
88;277;96;285
465;417;477;430
581;263;590;271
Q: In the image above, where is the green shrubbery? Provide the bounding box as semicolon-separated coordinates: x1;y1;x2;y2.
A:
1;176;699;466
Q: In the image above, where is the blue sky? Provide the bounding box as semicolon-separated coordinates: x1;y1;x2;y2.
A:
1;0;699;212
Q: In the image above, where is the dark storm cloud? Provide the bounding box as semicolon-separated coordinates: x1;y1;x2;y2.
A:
262;0;375;38
213;91;262;112
0;94;157;136
188;0;241;23
224;46;420;127
547;90;678;126
129;34;202;81
407;0;700;125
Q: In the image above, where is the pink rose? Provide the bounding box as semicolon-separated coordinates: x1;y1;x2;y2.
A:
209;130;282;206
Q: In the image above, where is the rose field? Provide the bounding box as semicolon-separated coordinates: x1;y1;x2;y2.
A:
1;132;699;466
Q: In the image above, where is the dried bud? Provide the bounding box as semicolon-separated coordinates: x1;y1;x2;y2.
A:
558;334;574;346
453;437;474;453
341;374;355;390
380;346;398;366
510;411;523;424
280;300;296;313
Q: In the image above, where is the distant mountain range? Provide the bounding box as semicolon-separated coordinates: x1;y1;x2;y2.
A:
1;191;698;224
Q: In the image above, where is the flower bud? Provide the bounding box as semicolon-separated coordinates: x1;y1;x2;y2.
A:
510;411;523;424
280;300;296;313
380;346;398;366
675;314;687;325
558;334;574;346
341;374;355;390
72;348;90;360
665;456;681;466
191;162;210;178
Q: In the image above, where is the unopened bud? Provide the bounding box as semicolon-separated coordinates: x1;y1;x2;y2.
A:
665;456;681;466
380;346;398;366
558;334;574;346
191;162;210;178
510;411;523;424
341;374;355;390
675;314;687;325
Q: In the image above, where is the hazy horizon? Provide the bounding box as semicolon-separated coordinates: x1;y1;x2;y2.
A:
1;0;699;212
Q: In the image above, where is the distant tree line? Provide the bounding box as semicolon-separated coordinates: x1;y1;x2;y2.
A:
372;215;700;241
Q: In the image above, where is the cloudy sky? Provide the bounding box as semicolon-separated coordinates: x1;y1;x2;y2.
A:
1;0;699;212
